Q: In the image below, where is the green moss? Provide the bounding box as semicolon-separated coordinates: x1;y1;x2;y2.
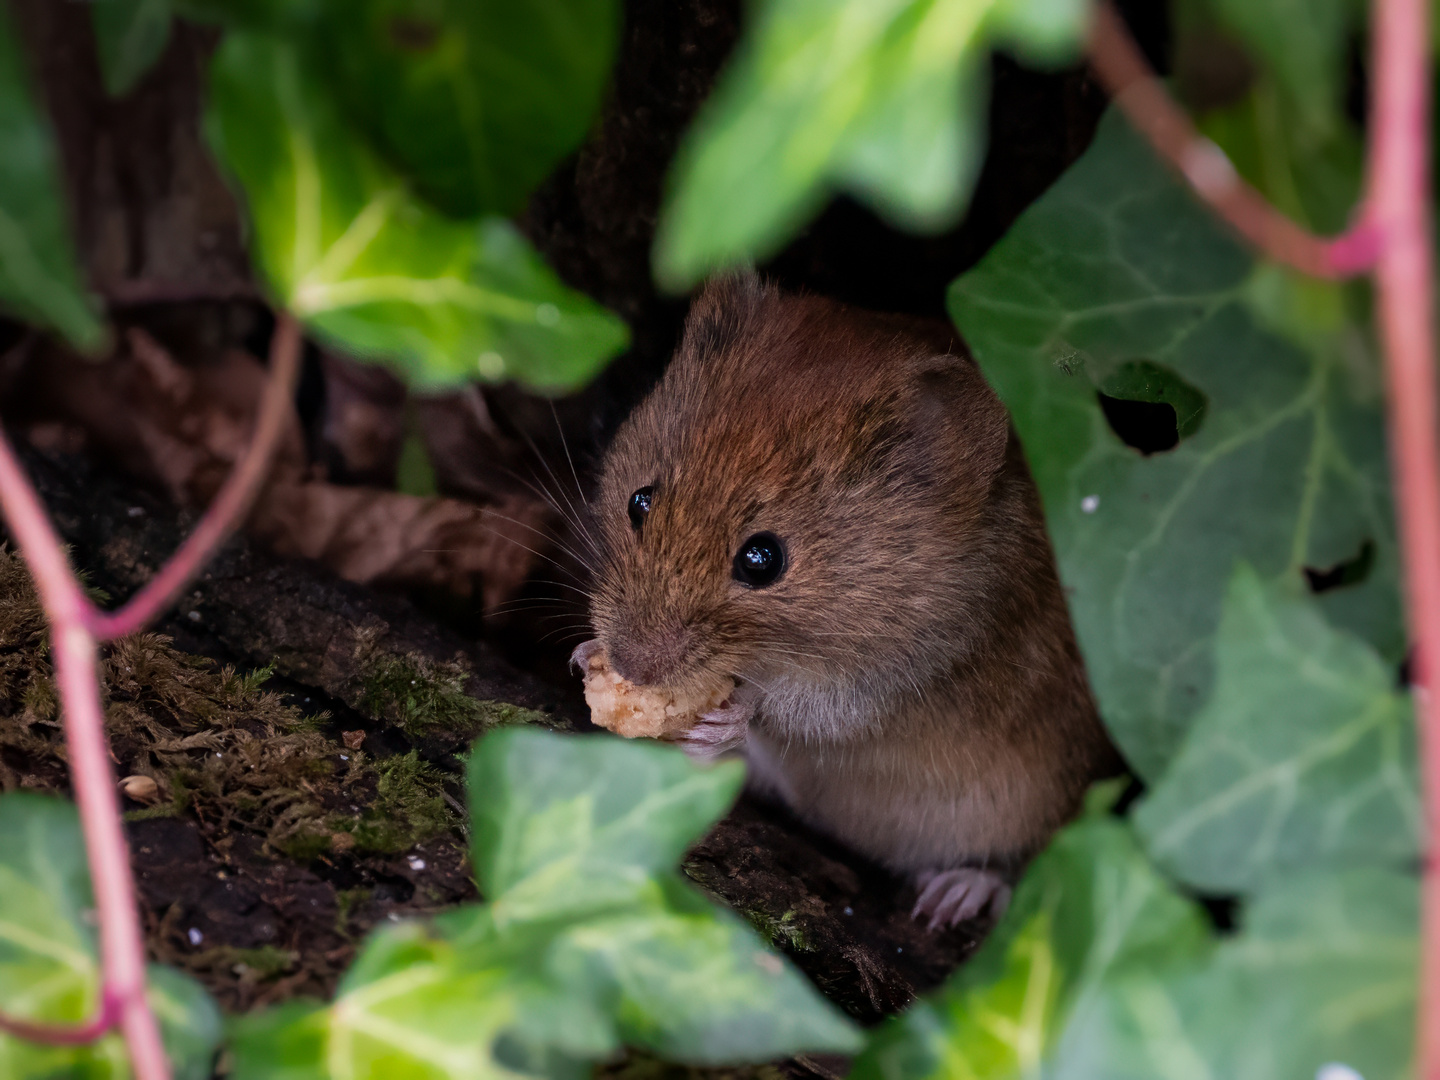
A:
343;751;456;854
359;651;547;736
745;909;811;953
206;945;296;981
335;887;371;938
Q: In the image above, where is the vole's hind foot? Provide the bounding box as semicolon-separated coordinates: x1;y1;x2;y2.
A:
669;697;753;763
912;868;1011;930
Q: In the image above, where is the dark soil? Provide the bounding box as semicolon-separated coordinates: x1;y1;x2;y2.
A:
0;0;1170;1070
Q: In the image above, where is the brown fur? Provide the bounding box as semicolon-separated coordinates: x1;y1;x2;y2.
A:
587;276;1117;876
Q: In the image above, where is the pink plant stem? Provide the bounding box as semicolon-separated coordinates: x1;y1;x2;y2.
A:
0;314;302;1077
1367;0;1440;1074
1087;1;1382;278
1093;0;1438;1069
89;314;302;641
0;988;118;1044
0;437;169;1080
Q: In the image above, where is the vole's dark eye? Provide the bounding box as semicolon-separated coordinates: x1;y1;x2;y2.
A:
628;486;654;530
733;532;786;588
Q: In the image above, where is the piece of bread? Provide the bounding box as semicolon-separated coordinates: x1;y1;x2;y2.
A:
581;646;733;739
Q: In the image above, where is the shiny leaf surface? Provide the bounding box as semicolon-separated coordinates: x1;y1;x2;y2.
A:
950;110;1400;779
205;32;628;391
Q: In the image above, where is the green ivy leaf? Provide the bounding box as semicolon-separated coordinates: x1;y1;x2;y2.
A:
232;730;861;1076
173;0;324;27
313;0;620;217
205;32;629;392
949;110;1401;779
0;793;222;1080
0;4;104;350
1205;0;1353;135
1057;868;1417;1080
90;0;173;97
467;728;745;918
654;0;1089;289
1134;565;1420;893
852;811;1210;1080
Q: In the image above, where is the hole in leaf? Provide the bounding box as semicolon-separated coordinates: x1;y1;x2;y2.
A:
1304;539;1375;593
1096;361;1207;455
388;17;442;51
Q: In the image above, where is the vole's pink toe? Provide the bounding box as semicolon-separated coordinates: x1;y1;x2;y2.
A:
911;868;1010;930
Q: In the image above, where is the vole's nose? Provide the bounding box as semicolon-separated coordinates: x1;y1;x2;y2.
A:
607;620;694;687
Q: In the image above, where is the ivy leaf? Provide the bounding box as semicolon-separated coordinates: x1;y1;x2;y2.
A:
314;0;620;217
851;810;1211;1080
205;32;629;392
654;0;1089;289
90;0;173;97
467;727;745;918
0;4;104;351
1206;0;1353;135
1134;564;1420;893
231;730;861;1077
1057;868;1417;1080
229;924;518;1080
950;110;1401;779
173;0;324;27
0;793;222;1080
465;728;861;1062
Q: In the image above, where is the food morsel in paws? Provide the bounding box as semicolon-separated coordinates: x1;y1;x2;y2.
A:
580;646;734;739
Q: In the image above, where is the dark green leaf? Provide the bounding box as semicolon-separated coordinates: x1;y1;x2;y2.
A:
0;794;222;1080
174;0;323;27
227;1000;330;1080
1057;868;1417;1080
148;965;224;1080
1134;565;1420;893
950;110;1400;779
205;32;629;392
1196;82;1364;234
852;810;1210;1080
654;0;1089;289
90;0;173;97
0;4;104;350
547;893;861;1063
174;0;318;25
315;0;620;217
1207;0;1353;134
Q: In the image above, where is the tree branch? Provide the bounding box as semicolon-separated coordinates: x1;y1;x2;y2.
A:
1086;0;1381;278
87;314;303;641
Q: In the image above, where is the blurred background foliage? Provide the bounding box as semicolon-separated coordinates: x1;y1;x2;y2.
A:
0;0;1422;1076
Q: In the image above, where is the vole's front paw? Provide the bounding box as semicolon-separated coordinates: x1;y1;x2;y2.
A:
670;696;753;763
912;868;1011;930
570;639;604;671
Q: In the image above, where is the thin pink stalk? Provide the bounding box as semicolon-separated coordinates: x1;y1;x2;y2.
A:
1092;0;1438;1070
1366;0;1440;1074
0;436;168;1079
88;315;302;641
0;315;302;1078
0;988;118;1045
1087;1;1382;278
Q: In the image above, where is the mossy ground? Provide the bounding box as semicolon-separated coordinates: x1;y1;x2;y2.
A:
0;546;542;1006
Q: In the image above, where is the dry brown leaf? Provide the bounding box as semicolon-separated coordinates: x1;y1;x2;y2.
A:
16;332;555;610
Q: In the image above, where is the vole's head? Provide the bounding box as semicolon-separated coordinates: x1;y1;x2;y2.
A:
586;276;1013;716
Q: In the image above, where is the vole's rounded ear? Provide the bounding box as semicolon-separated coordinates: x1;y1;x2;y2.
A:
907;352;1012;484
680;271;771;365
